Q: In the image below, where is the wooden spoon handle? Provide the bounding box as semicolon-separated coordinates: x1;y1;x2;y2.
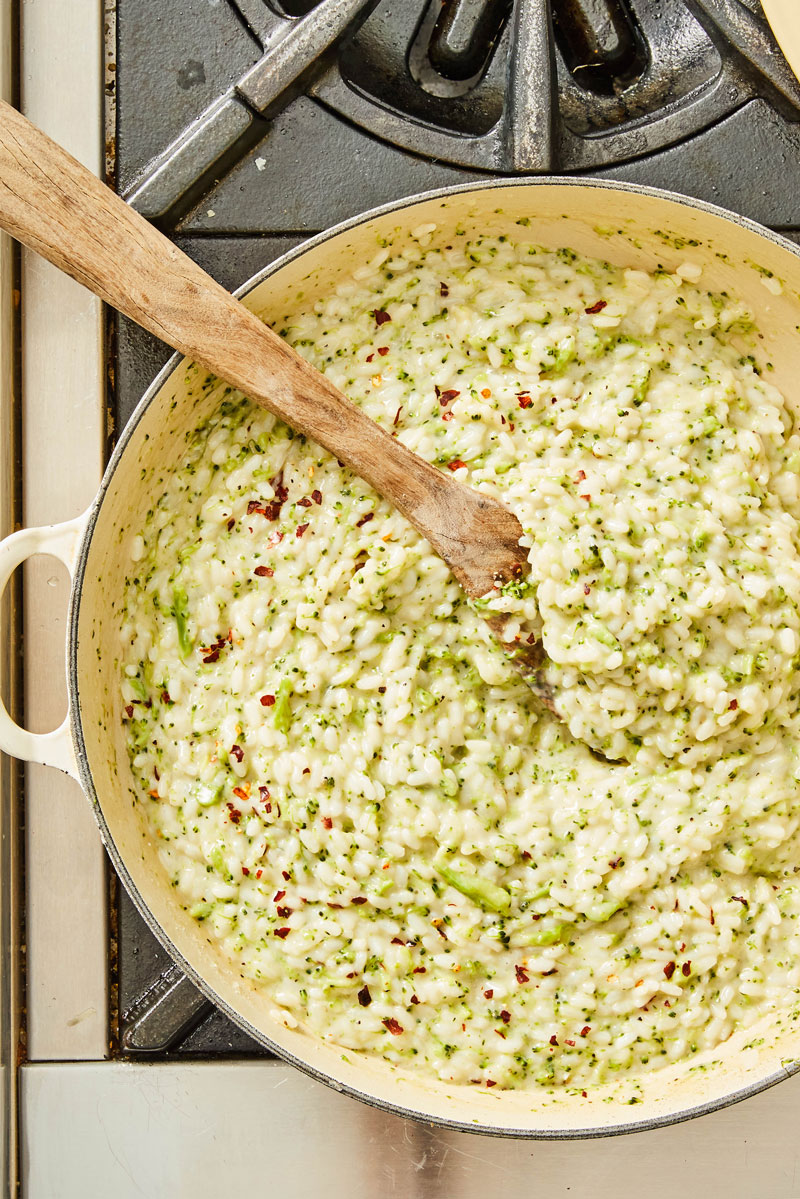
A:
0;101;526;596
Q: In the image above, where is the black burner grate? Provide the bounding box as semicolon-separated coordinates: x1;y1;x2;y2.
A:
118;0;800;225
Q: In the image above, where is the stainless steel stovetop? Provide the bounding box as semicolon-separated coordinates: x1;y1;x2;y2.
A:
15;1;800;1194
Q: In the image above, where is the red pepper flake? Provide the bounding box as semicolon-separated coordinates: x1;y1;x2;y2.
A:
500;1010;511;1024
322;816;333;830
302;767;310;775
311;489;322;505
355;512;374;528
439;282;449;297
270;474;289;504
585;299;607;314
486;1080;497;1088
226;517;235;532
710;908;715;926
276;905;292;919
664;961;676;980
682;961;691;977
549;1035;558;1047
267;531;284;548
584;583;591;595
393;406;403;427
256;869;262;879
124;704;134;719
608;857;623;869
273;891;285;903
410;994;420;1005
377;346;389;357
732;895;749;907
232;786;248;801
521;851;531;861
297;496;312;508
580;1026;590;1037
226;804;241;824
728;699;738;710
254;565;274;578
413;966;427;975
260;694;275;707
576;469;586;482
274;927;291;939
357;985;372;1007
564;1039;576;1047
517;394;533;409
441;410;453;422
581;1090;588;1098
282;870;291;881
390;937;405;946
483;989;494;999
382;1017;403;1036
515;964;530;984
230;744;244;762
579;494;591;502
241;866;250;876
438;388;460;406
372;308;391;326
202;648;220;664
447;459;467;472
351;896;368;905
247;500;263;515
365;353;374;363
296;523;309;538
259;787;271;803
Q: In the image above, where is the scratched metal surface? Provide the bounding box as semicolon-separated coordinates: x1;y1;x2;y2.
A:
20;1061;800;1197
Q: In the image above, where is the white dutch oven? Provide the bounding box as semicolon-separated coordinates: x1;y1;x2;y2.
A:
4;180;800;1137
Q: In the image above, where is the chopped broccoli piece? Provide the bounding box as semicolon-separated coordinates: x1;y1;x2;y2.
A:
435;861;511;915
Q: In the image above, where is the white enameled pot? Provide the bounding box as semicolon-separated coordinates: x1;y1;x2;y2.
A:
4;180;800;1137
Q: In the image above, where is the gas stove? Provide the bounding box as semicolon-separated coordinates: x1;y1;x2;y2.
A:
16;1;800;1194
111;0;800;1060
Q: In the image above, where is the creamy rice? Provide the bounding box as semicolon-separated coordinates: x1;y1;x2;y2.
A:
120;226;800;1092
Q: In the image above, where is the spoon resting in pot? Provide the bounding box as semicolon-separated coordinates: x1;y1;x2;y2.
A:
0;102;555;713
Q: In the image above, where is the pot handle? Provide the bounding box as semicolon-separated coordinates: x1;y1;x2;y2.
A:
0;512;88;779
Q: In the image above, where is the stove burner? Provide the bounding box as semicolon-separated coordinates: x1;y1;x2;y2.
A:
123;0;800;220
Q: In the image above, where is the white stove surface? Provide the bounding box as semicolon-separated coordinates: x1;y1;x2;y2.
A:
20;1061;800;1198
14;1;800;1195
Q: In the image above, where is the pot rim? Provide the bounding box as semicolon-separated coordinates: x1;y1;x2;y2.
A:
66;175;800;1137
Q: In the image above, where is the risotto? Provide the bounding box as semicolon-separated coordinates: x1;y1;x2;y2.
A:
120;225;800;1092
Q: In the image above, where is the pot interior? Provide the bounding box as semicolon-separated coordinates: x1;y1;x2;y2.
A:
73;182;800;1135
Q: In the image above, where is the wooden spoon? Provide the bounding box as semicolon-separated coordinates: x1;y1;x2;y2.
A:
0;100;551;700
